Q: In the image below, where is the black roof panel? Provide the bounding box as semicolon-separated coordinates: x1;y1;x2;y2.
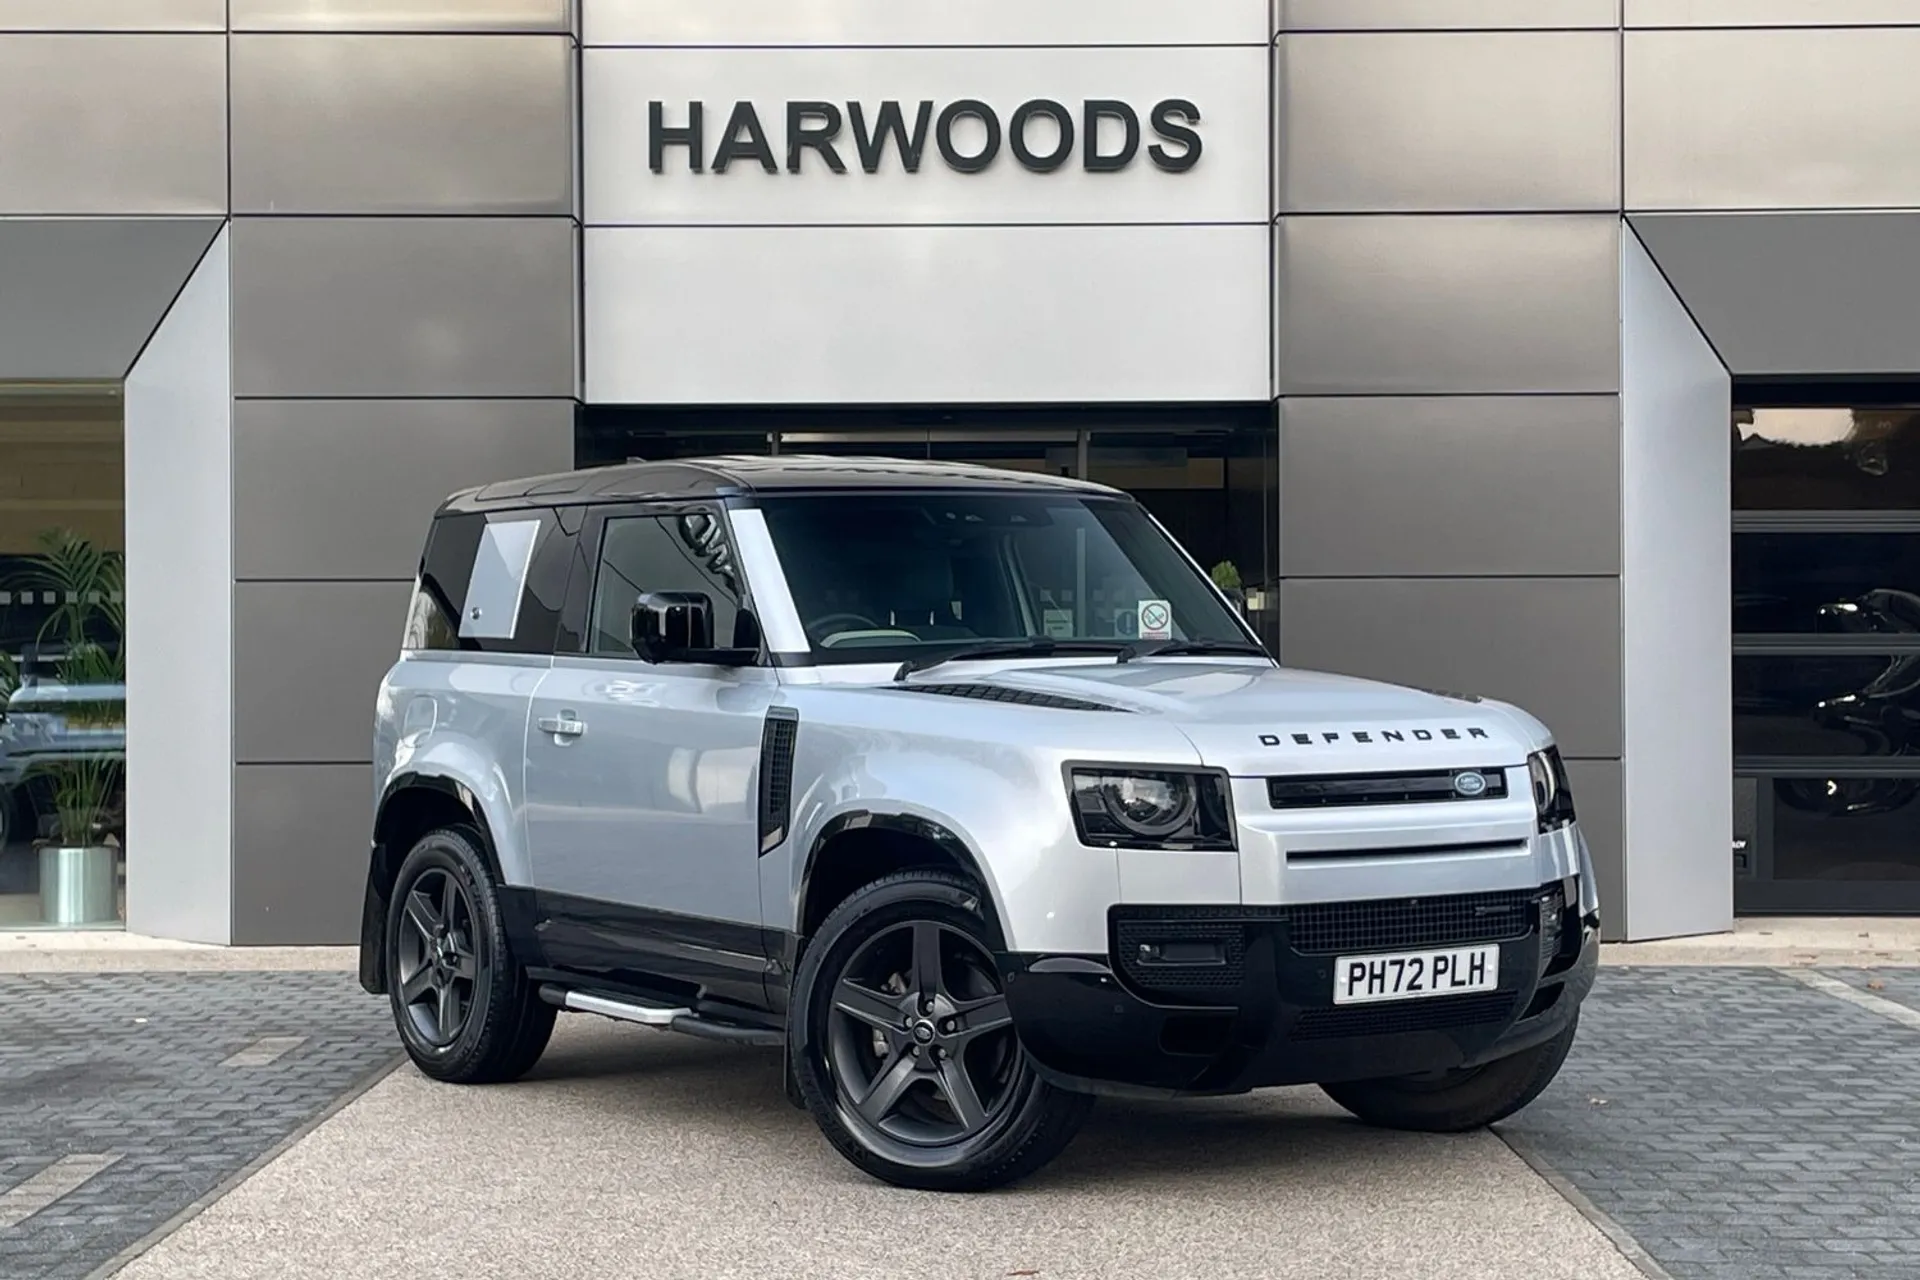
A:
441;454;1117;514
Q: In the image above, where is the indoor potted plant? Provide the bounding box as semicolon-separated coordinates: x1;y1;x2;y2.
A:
8;529;126;925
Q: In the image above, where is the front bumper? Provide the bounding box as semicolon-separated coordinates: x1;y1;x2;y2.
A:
998;876;1597;1098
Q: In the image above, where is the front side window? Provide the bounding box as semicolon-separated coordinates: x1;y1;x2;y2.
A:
588;509;748;657
758;491;1252;664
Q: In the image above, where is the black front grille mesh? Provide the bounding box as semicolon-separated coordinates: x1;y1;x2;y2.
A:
1287;889;1537;956
1267;767;1509;809
1113;919;1247;996
1291;991;1516;1040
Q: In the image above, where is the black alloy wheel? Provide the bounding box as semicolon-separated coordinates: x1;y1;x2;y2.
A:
790;869;1094;1191
384;826;555;1084
828;918;1018;1145
395;865;479;1048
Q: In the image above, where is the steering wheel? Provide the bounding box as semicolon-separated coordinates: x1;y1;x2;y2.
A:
808;611;881;638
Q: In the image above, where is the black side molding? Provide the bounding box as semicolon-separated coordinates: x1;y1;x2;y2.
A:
758;707;800;855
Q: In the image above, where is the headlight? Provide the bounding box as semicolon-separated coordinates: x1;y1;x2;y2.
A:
1067;767;1235;850
1527;746;1577;832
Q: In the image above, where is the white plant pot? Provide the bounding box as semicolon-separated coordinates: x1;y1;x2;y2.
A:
38;844;119;926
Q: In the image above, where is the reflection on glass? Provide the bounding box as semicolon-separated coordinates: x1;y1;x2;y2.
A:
1764;779;1920;882
1734;406;1920;510
1735;654;1920;759
0;387;126;930
1734;533;1920;634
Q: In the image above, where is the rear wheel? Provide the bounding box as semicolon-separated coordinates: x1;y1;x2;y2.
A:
790;869;1094;1191
385;826;554;1084
1319;1016;1578;1132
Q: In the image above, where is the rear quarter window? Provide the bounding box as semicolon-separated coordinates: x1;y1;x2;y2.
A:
401;507;573;656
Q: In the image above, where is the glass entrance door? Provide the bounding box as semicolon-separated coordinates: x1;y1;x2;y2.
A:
1733;401;1920;913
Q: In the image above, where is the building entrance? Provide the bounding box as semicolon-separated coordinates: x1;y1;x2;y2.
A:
577;404;1279;651
1733;390;1920;914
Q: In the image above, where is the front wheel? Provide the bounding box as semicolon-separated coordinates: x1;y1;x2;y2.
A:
1320;1016;1578;1133
790;869;1094;1191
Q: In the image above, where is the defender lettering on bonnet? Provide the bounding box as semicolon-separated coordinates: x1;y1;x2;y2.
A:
1258;727;1492;747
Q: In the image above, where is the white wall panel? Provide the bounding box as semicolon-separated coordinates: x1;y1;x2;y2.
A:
585;224;1270;404
124;227;233;945
584;47;1266;226
1619;229;1732;941
585;0;1265;48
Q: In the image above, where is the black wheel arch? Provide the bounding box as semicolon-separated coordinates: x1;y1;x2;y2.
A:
360;773;505;995
788;811;1001;977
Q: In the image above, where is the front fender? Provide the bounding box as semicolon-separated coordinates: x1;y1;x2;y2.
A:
786;747;1120;956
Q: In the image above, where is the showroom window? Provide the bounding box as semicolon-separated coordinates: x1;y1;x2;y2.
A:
0;385;126;929
1733;401;1920;912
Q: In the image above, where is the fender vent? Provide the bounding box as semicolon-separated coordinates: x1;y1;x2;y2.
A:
758;708;799;855
897;683;1123;712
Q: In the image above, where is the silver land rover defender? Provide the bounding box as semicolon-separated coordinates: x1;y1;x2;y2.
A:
358;456;1599;1191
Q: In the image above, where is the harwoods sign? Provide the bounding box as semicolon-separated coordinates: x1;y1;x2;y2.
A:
648;97;1204;175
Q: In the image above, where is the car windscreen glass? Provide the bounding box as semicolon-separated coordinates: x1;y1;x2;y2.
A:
756;491;1252;663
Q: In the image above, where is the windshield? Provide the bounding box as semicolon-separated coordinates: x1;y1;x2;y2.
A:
756;491;1258;664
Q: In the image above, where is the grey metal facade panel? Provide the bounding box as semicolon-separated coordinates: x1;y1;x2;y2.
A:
0;35;225;215
1278;395;1622;577
0;0;224;29
1631;211;1920;376
1277;31;1621;213
1626;28;1920;211
231;763;375;945
1279;0;1620;30
230;34;575;216
1563;758;1623;941
230;0;571;32
1627;0;1920;25
1276;215;1622;395
230;217;578;398
234;580;413;764
233;399;575;580
0;218;222;379
1280;576;1624;758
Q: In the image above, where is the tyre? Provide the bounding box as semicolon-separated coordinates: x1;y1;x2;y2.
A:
789;869;1095;1191
384;826;555;1085
1319;1015;1578;1133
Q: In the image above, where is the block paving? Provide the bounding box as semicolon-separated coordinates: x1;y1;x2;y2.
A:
3;964;1919;1277
0;971;395;1279
1506;965;1920;1279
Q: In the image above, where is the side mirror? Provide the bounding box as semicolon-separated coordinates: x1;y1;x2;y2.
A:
629;592;759;666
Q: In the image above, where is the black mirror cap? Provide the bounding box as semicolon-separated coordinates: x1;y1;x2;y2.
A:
630;592;759;667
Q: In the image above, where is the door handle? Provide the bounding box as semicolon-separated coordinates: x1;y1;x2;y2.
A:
538;713;586;739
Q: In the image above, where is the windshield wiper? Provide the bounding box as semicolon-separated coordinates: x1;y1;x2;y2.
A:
893;639;1131;682
1117;638;1270;664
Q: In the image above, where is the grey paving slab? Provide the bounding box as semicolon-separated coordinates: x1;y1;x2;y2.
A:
0;971;396;1280
1826;966;1920;1019
1503;965;1920;1280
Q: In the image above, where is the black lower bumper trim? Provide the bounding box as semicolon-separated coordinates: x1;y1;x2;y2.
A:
998;883;1598;1099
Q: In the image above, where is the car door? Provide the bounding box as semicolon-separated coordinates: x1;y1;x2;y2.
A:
522;501;778;1005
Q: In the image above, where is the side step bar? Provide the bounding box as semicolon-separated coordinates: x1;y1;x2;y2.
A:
537;984;783;1048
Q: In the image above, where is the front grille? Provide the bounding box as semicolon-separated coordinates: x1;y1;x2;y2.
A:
1290;991;1516;1040
1267;766;1509;810
895;683;1122;712
1287;888;1537;955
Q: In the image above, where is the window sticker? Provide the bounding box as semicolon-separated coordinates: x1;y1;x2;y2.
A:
1137;599;1172;641
1042;608;1075;638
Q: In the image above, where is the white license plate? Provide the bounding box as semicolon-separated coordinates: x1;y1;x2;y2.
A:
1332;945;1500;1005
